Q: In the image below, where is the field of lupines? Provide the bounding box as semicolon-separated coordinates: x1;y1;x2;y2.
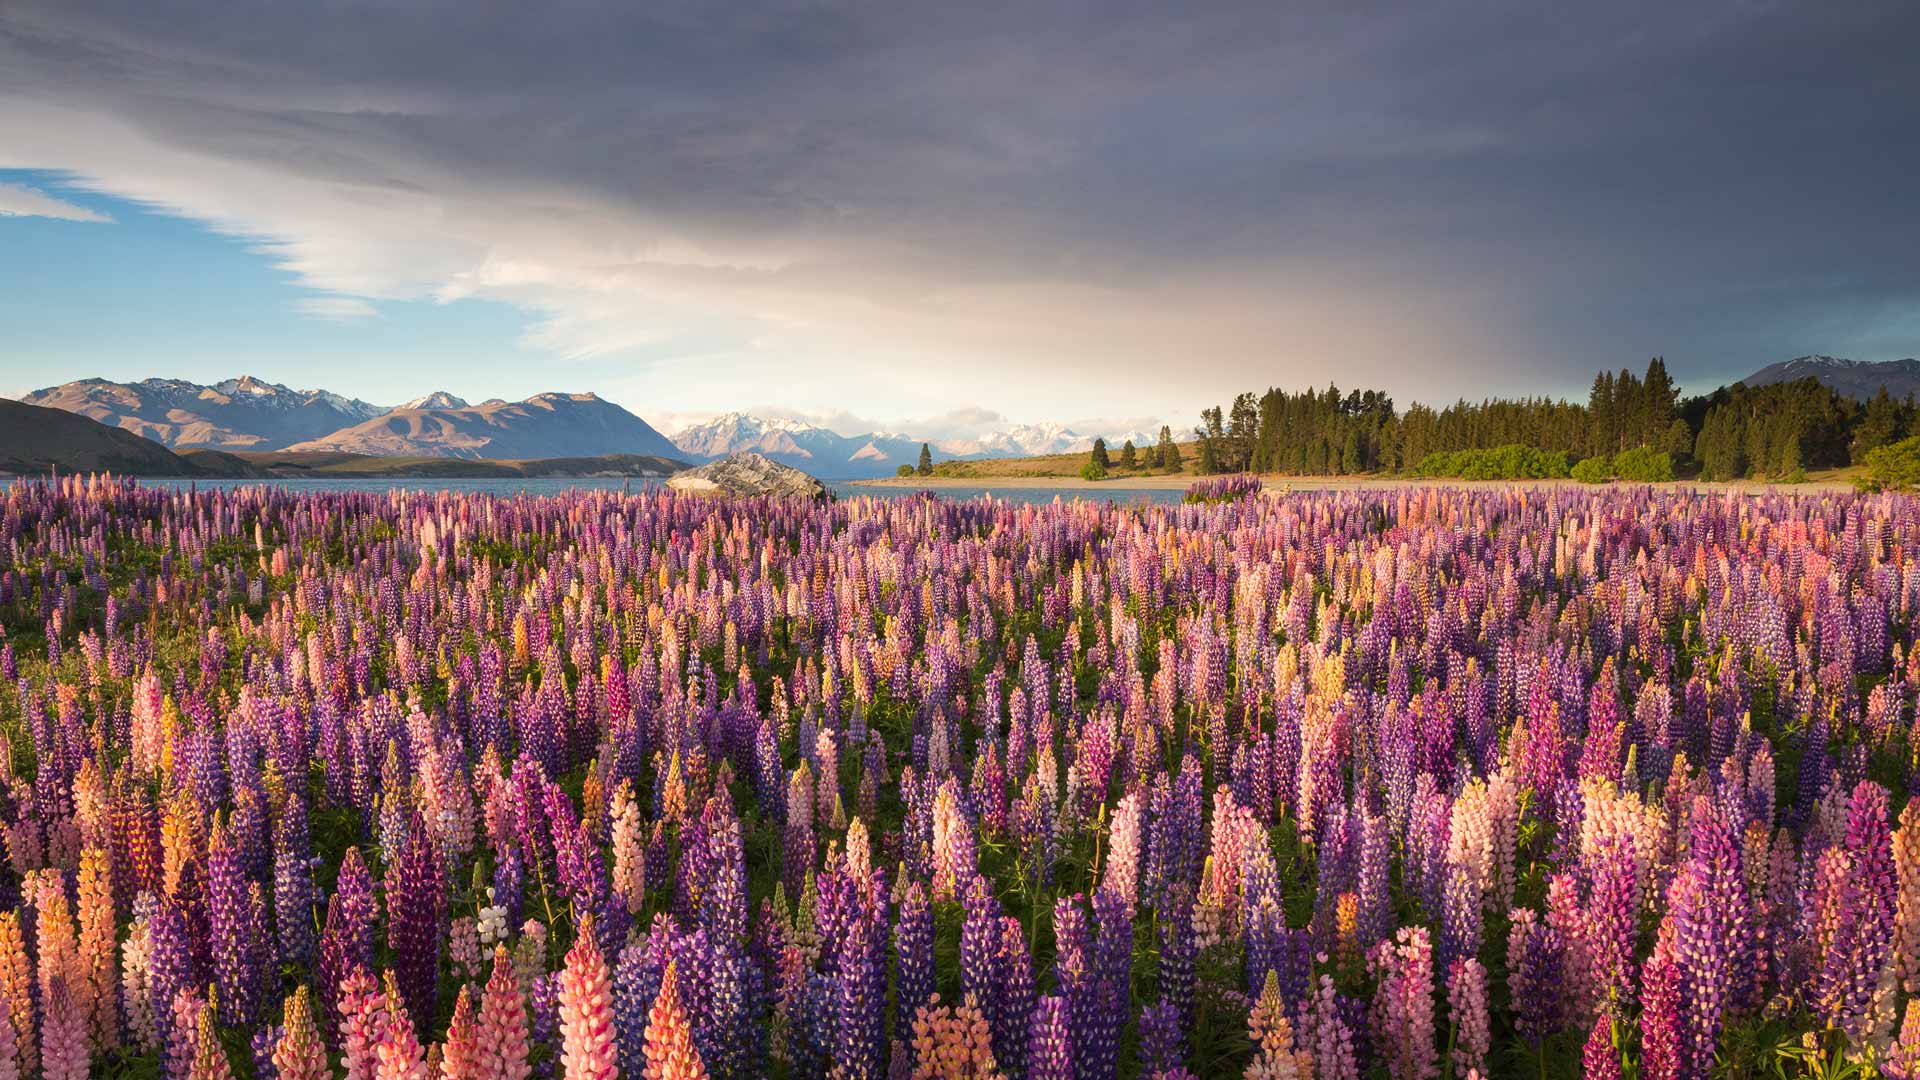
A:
6;476;1920;1079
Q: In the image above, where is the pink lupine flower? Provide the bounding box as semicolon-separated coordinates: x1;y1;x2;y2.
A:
39;977;89;1080
558;916;618;1080
273;987;330;1080
475;946;532;1080
643;961;709;1080
439;985;480;1080
1368;926;1437;1080
1445;957;1489;1079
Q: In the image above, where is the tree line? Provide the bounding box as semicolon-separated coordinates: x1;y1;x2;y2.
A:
1181;358;1920;480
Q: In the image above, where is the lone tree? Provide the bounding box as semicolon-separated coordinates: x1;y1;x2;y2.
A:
1156;426;1182;472
1119;440;1137;469
1091;437;1110;471
917;443;934;476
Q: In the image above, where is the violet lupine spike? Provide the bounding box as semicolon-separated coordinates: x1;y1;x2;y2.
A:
272;791;318;972
1025;995;1073;1080
387;815;446;1038
892;880;935;1052
1505;907;1566;1046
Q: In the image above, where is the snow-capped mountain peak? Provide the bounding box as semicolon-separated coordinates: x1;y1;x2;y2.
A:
398;391;470;411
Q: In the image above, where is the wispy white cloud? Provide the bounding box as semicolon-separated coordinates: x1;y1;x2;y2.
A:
294;296;378;321
0;181;112;222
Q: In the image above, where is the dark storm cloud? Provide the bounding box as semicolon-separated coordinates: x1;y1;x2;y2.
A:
2;0;1916;413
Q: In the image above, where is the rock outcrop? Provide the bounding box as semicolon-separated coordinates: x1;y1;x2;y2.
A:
666;452;828;499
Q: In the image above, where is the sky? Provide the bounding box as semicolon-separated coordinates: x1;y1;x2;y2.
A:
3;1;1918;439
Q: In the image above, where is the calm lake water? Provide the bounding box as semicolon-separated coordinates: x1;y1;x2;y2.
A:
109;476;1191;506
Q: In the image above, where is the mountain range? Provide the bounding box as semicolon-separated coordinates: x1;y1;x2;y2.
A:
17;376;1148;477
21;375;384;451
664;411;1148;476
21;376;682;462
284;392;684;460
1741;355;1920;399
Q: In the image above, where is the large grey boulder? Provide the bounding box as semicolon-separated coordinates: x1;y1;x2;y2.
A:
667;452;828;499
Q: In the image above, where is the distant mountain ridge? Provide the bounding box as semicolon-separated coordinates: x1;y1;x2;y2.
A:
668;411;1151;477
286;392;684;460
1742;355;1920;399
22;374;386;451
21;376;1151;476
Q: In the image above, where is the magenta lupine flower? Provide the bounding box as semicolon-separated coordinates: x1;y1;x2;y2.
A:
317;846;379;1038
1581;1012;1621;1080
1367;926;1436;1080
1638;920;1684;1080
1814;780;1898;1043
1585;833;1640;1010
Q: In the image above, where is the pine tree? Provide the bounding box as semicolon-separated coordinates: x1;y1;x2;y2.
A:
1091;437;1110;471
1119;440;1137;469
1156;426;1182;472
917;443;933;476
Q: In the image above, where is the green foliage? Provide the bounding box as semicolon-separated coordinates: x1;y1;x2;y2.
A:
1155;426;1182;472
896;464;916;477
1858;434;1920;492
1688;377;1856;480
1091;437;1110;471
1119;440;1137;469
1610;444;1673;482
1197;436;1219;474
916;443;934;476
1412;444;1570;480
1080;460;1108;481
1571;455;1611;484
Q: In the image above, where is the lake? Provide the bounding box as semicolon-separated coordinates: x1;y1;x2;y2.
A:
105;476;1193;506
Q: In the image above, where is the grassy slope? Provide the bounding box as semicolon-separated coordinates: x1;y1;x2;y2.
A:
0;398;199;475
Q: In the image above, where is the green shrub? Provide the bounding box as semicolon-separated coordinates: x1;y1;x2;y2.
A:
1571;456;1611;484
1080;460;1108;482
1412;444;1570;480
1610;445;1674;483
1859;435;1920;492
896;464;916;477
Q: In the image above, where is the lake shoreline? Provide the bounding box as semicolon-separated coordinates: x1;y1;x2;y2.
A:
851;473;1859;494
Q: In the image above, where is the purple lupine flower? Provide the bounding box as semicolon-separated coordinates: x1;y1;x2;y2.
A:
959;875;1002;1036
272;790;317;971
1089;884;1132;1080
892;881;935;1050
1506;907;1565;1046
386;813;446;1034
207;824;268;1026
1137;999;1183;1074
147;897;198;1054
1586;832;1640;1009
832;900;886;1080
613;939;654;1079
1026;994;1073;1080
1815;780;1898;1044
994;914;1037;1072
